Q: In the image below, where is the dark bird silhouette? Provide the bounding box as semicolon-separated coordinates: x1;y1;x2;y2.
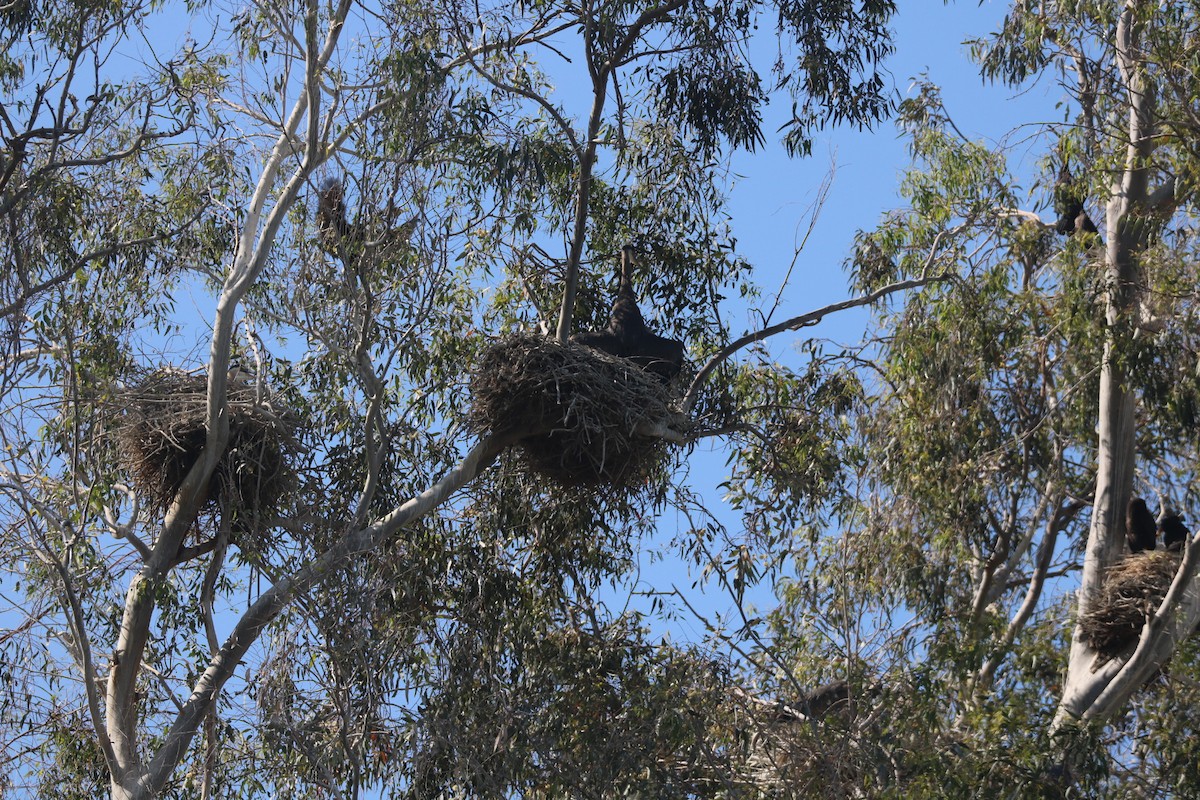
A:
316;177;354;249
801;680;851;720
570;246;685;382
1127;497;1157;554
764;680;856;725
1053;163;1098;237
1160;512;1189;552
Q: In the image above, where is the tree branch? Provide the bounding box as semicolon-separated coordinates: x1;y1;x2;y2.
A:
1083;531;1200;721
141;432;511;796
681;273;954;413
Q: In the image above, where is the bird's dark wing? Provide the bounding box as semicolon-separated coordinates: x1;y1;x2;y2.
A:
1126;499;1158;553
1161;514;1189;551
625;334;685;382
570;330;624;358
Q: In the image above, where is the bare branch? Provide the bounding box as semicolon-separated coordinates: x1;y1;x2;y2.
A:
976;497;1085;695
681;273;954;413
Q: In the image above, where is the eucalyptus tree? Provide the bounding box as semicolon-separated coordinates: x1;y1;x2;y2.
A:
0;0;902;797
749;1;1200;795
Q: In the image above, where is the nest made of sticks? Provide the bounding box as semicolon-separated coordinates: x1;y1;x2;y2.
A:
114;369;297;533
469;334;682;489
1080;550;1182;657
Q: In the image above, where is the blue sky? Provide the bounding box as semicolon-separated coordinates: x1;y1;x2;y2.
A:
0;2;1077;793
629;1;1065;641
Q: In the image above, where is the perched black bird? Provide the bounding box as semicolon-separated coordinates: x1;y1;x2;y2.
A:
1127;497;1158;554
316;177;354;250
570;246;685;382
1160;513;1189;552
801;680;851;720
1053;163;1098;237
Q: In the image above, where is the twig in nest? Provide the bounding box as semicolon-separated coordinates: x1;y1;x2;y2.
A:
113;369;298;539
1080;550;1182;657
469;334;687;489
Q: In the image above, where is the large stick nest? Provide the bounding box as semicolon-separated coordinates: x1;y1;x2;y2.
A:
114;369;298;533
1080;550;1182;657
469;334;683;489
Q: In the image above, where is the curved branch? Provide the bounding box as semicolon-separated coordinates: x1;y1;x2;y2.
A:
140;432;511;797
976;497;1085;695
1082;533;1200;722
106;3;350;786
681;273;954;413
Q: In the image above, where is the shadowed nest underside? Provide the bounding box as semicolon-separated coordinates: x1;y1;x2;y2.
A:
469;334;683;489
1080;550;1182;657
114;369;297;534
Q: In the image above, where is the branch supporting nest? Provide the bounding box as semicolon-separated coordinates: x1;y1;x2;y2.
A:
113;369;297;538
1080;550;1183;659
469;334;687;489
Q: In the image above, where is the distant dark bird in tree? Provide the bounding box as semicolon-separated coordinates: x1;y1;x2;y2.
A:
1127;497;1158;554
570;246;685;382
801;680;851;720
316;177;354;251
1160;512;1189;552
1053;163;1098;237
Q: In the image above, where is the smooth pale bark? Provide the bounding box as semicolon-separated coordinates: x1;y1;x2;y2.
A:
134;433;508;799
106;3;339;794
101;9;654;793
1053;0;1192;730
1054;1;1146;728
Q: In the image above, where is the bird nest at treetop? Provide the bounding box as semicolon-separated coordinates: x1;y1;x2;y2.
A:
469;333;685;489
114;369;297;533
1080;550;1182;657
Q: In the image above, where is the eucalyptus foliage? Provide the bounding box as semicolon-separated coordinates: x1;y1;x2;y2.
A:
11;0;1200;796
1;0;898;797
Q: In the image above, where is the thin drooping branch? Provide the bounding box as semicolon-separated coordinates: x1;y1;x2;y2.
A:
681;273;954;413
1;475;118;776
0;212;206;320
466;53;582;158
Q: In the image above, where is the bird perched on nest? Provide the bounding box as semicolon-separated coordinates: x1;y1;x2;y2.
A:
1053;163;1098;237
316;177;354;251
1160;512;1189;552
226;358;248;385
569;245;685;382
1127;497;1158;554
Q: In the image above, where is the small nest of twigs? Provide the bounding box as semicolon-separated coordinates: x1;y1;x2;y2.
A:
1080;550;1182;657
469;334;682;489
114;369;297;534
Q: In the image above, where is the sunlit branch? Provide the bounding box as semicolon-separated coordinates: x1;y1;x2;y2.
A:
142;432;512;795
1083;530;1200;721
976;496;1085;695
681;273;955;414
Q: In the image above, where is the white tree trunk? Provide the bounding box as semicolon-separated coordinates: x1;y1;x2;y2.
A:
1053;0;1192;731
